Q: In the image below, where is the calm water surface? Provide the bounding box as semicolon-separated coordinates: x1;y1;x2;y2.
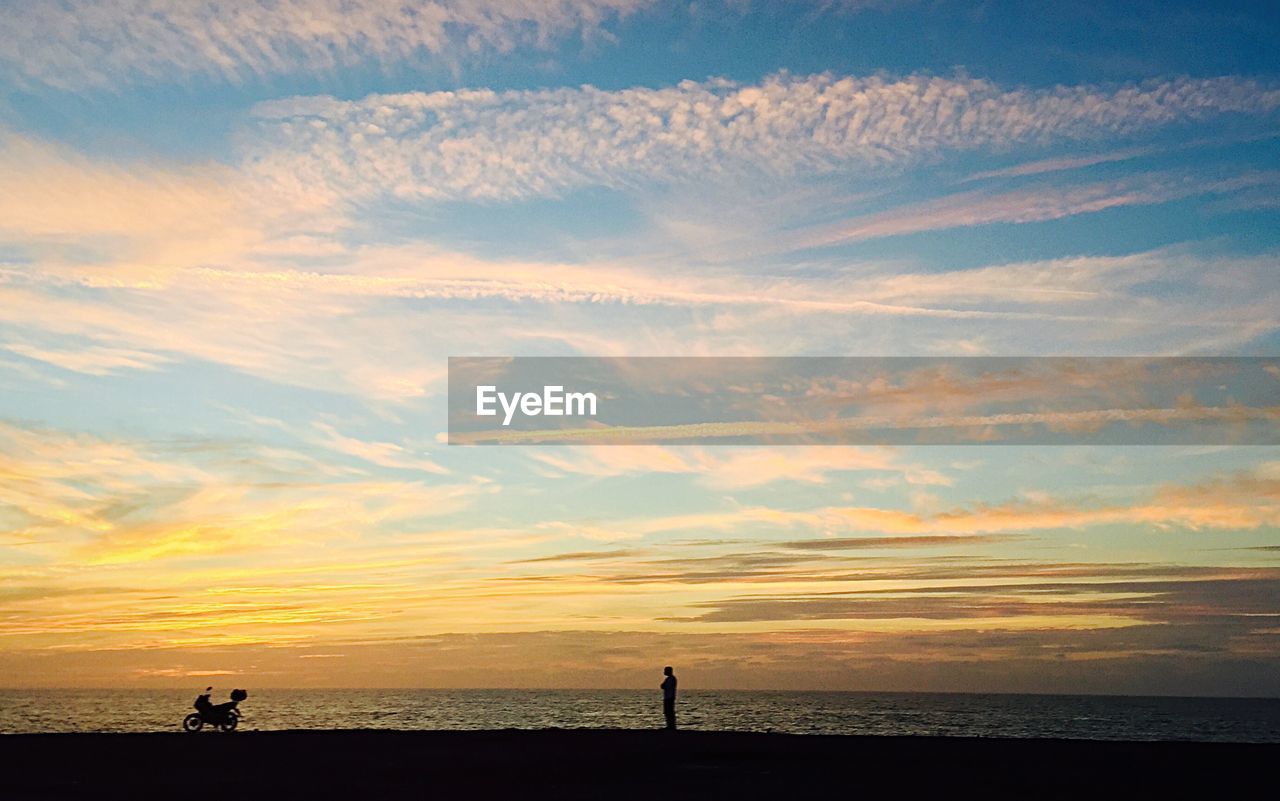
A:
2;689;1278;742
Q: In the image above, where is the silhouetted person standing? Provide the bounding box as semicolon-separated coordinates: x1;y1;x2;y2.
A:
661;666;677;730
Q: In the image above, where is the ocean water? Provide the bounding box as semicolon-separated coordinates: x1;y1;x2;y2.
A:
2;689;1278;742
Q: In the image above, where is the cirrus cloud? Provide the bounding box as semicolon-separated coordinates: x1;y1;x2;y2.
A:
0;0;651;89
247;72;1280;203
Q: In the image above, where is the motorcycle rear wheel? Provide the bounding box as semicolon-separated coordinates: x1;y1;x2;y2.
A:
182;714;203;732
219;716;238;732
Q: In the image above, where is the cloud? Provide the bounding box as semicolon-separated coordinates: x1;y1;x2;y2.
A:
0;421;482;564
312;422;450;474
143;251;1106;321
782;534;1014;550
0;0;651;89
958;146;1157;183
248;73;1280;202
73;478;480;565
676;572;1280;624
5;420;1278;691
825;249;1173;309
0;132;263;274
528;445;918;488
1;100;1276;408
512;548;644;563
7;235;1278;401
793;171;1280;248
3;342;171;375
1;121;1276;409
516;464;1280;548
802;473;1280;535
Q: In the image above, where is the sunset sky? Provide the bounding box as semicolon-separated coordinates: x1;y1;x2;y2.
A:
1;0;1279;694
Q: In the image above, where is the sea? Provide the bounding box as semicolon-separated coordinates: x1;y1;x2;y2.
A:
3;689;1280;741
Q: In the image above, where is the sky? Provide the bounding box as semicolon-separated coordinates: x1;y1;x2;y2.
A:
1;0;1279;694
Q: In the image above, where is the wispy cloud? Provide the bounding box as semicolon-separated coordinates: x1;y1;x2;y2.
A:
0;422;482;564
528;445;948;489
6;237;1278;399
74;478;480;565
528;464;1280;544
782;534;1014;549
677;572;1280;624
0;72;1275;404
958;146;1157;183
0;422;208;540
0;132;263;275
312;422;450;474
248;73;1280;203
5;419;1277;687
3;342;170;375
793;171;1280;248
0;0;651;89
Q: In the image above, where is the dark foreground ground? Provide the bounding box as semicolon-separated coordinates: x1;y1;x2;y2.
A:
6;729;1276;800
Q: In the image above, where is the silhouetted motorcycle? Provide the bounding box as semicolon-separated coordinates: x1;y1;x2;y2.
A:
182;688;248;732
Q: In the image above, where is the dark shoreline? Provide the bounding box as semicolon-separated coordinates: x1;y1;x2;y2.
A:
8;729;1278;800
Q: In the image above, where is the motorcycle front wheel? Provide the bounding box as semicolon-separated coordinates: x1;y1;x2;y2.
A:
219;715;238;732
182;714;203;732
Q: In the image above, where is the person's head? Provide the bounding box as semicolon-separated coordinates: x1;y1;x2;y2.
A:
663;666;673;676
